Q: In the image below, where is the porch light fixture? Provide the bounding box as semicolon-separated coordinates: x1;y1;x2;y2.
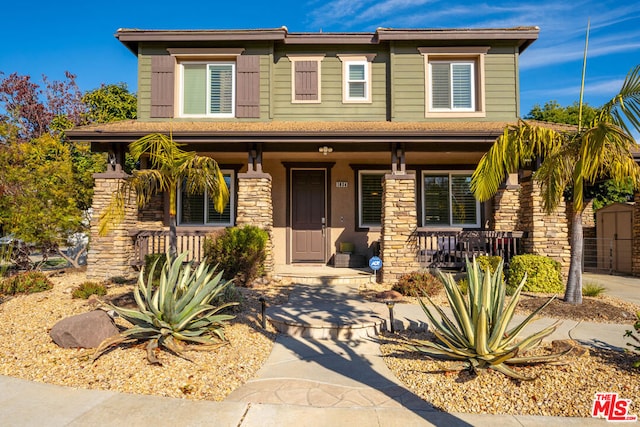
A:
319;146;333;155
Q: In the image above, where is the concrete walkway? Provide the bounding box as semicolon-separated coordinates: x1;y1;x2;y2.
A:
1;273;638;426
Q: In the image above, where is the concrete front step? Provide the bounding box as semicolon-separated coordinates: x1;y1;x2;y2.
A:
272;273;376;286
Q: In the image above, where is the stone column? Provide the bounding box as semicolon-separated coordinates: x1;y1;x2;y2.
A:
518;179;571;274
492;175;521;232
236;172;274;274
88;171;138;281
380;173;420;283
632;192;640;276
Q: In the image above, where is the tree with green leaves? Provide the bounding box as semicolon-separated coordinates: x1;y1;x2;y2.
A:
98;133;229;259
526;100;600;126
82;83;137;124
471;65;640;304
0;134;86;268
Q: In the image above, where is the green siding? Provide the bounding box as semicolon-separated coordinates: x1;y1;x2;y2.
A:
271;51;388;121
136;41;520;123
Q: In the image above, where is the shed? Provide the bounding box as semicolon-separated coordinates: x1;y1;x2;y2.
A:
596;203;634;274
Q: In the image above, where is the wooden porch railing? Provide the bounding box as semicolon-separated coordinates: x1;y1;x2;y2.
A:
415;229;524;269
129;230;210;266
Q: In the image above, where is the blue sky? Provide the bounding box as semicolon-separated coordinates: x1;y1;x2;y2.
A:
2;0;639;117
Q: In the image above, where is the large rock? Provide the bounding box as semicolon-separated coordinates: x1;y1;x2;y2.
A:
50;310;119;349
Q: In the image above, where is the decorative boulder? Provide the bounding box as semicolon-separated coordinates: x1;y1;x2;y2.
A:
50;310;119;349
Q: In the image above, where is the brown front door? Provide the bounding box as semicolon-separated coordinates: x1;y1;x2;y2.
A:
291;169;326;262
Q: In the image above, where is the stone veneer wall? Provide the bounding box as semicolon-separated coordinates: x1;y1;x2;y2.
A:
633;193;640;276
88;172;138;280
235;173;274;274
380;173;420;283
492;185;521;231
518;179;571;274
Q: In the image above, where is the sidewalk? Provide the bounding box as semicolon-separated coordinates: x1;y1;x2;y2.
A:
1;273;637;426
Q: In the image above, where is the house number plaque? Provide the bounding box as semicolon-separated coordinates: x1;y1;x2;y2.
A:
336;181;348;188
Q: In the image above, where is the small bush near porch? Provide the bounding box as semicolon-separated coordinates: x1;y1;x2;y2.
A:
507;254;563;294
203;226;268;286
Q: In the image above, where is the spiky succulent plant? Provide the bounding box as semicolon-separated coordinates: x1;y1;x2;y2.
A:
93;252;237;364
406;258;567;380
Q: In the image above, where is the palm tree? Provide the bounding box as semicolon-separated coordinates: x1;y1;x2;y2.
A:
98;132;229;259
471;64;640;304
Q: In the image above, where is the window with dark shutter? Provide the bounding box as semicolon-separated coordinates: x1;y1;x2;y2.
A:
151;55;175;118
236;55;260;118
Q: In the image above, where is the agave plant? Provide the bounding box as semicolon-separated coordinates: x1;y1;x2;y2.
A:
93;252;237;364
406;258;567;380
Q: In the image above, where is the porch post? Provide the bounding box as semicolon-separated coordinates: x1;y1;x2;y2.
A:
492;173;520;232
236;171;274;274
519;178;571;275
87;171;138;280
380;172;420;283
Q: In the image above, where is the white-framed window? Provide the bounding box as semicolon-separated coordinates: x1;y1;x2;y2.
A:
180;62;235;117
358;171;386;228
430;61;475;111
288;55;324;103
337;54;375;103
423;172;480;228
419;47;488;118
178;171;234;226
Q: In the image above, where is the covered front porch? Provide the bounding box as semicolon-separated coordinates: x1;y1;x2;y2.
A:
67;120;570;283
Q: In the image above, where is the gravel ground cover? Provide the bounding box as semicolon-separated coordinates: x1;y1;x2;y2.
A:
0;269;638;418
0;269;292;401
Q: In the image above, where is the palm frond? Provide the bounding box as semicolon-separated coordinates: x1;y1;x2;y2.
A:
599;64;640;135
471;120;566;202
181;156;230;214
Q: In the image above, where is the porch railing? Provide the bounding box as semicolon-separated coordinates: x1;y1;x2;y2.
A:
129;230;210;266
415;229;524;269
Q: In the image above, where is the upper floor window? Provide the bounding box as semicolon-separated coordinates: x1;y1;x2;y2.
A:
288;55;324;103
337;54;375;103
181;62;235;117
155;48;260;119
430;61;474;111
419;47;489;118
423;172;480;228
178;171;235;226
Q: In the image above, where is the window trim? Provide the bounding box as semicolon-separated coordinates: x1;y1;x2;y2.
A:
177;170;235;227
337;54;375;104
178;61;236;118
287;54;324;104
422;170;480;228
357;170;388;229
419;46;488;118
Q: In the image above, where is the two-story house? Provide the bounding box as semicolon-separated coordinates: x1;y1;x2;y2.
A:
68;26;572;282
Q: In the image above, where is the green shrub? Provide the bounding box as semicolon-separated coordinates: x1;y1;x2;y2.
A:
203;226;269;286
72;281;107;299
393;271;442;297
456;278;468;295
0;271;53;295
582;282;606;297
212;282;243;311
476;255;502;274
506;254;564;294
